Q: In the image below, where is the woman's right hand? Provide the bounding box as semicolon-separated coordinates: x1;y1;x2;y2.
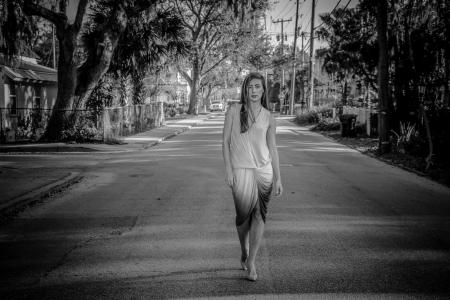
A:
226;169;235;187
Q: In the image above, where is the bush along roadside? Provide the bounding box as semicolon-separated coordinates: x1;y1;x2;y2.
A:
295;106;450;188
61;116;103;143
294;105;336;126
314;122;450;188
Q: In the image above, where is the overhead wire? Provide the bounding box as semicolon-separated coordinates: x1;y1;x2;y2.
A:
269;1;301;45
297;0;354;52
314;0;343;30
314;0;353;30
303;38;310;51
272;0;296;21
275;3;291;19
299;0;312;34
267;0;355;66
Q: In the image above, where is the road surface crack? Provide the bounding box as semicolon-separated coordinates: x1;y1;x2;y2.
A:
37;236;94;284
109;215;139;236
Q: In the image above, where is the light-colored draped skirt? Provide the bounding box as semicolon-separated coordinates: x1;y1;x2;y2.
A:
232;163;273;226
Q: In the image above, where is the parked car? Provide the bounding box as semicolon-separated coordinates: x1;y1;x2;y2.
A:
226;99;240;105
209;101;224;112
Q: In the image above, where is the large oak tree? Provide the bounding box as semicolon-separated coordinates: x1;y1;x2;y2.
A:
0;0;257;140
169;0;267;114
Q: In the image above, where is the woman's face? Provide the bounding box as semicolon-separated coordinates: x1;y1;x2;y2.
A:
247;78;264;103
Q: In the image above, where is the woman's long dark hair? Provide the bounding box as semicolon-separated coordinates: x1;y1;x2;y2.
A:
239;72;268;133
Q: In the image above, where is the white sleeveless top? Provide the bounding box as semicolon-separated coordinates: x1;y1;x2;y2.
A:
228;104;272;169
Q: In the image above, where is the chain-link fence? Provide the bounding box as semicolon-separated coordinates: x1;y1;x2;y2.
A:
0;103;163;143
102;103;163;143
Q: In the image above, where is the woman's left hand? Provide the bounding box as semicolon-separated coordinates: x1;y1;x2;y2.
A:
274;179;283;196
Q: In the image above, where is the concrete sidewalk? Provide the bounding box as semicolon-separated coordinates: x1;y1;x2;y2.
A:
0;115;210;154
0;115;210;215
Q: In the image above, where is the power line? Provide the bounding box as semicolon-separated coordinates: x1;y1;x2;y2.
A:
304;15;312;34
304;38;310;51
276;2;294;19
273;0;296;20
301;0;312;19
314;0;353;30
266;32;296;36
314;0;343;29
333;0;353;19
300;0;312;33
340;0;353;11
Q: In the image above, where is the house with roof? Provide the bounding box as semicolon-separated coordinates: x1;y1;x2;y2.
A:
0;56;57;142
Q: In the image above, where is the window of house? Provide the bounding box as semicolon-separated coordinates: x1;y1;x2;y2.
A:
9;83;17;115
33;86;42;123
34;86;41;109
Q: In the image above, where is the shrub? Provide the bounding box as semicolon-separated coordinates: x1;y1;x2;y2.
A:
315;106;334;119
390;122;418;154
355;123;367;137
429;108;450;164
295;110;319;125
165;106;177;118
104;135;124;145
61;116;102;143
312;119;341;131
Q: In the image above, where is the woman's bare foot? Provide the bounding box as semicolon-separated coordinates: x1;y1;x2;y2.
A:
241;254;248;270
246;263;257;281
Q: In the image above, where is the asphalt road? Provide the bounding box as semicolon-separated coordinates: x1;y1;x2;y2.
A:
1;114;450;299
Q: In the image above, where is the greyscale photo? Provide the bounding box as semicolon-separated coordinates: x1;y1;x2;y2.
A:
1;0;449;299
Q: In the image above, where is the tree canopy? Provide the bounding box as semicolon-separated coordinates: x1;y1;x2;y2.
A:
316;0;450;161
167;0;268;113
0;0;260;140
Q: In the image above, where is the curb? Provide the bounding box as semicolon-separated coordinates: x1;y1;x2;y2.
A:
142;120;204;149
142;127;187;149
0;145;99;153
0;172;83;216
313;129;432;179
0;118;209;155
364;151;428;177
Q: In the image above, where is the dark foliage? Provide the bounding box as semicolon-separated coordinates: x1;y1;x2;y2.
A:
0;0;34;57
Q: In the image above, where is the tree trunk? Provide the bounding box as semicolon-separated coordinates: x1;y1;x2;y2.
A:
377;0;390;154
43;29;77;141
188;57;200;114
442;0;450;107
204;85;213;107
132;73;145;105
342;80;348;106
392;34;409;130
74;31;122;109
300;75;305;107
420;103;434;170
43;17;126;141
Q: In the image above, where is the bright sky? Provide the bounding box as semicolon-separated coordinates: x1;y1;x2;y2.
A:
265;0;358;50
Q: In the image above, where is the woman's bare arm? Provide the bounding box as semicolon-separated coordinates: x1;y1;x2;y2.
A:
222;105;235;187
267;115;283;196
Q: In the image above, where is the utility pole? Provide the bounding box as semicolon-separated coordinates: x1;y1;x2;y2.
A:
301;32;305;68
265;69;268;106
273;17;292;88
308;0;316;110
290;1;300;115
301;31;305;110
52;22;56;69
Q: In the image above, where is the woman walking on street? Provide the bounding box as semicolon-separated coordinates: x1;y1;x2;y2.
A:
222;72;283;281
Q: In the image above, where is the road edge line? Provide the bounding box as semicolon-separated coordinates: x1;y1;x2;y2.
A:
0;172;83;216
